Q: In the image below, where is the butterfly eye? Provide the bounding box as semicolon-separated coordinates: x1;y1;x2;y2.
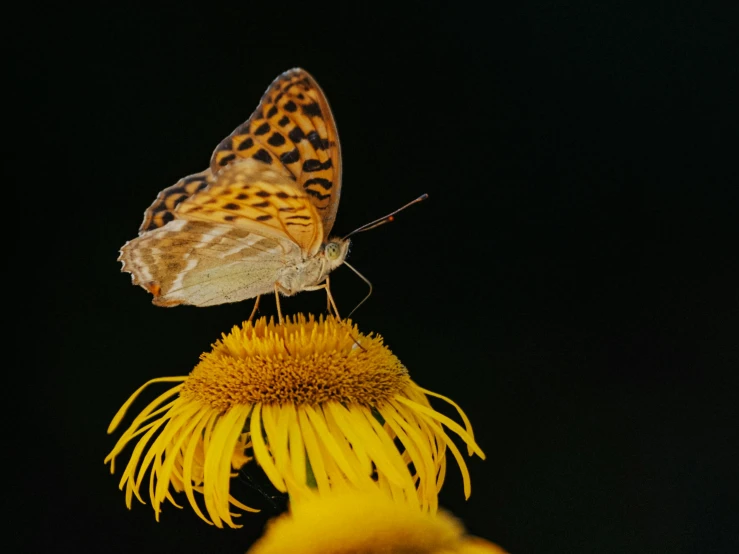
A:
325;242;341;260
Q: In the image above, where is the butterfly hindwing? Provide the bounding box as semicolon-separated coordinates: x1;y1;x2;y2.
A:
119;220;298;307
210;68;342;236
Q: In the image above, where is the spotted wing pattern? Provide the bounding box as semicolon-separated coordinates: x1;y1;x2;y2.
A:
176;158;324;256
139;169;213;233
210;68;342;235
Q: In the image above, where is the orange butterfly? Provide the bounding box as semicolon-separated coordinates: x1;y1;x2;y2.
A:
120;69;349;316
120;68;425;318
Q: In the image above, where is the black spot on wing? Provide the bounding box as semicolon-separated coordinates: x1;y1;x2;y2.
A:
304;188;331;201
237;137;254;151
280;148;300;164
254;123;270;136
256;214;273;221
303;159;332;172
302;102;322;117
223;203;239;210
268;132;286;146
288;126;305;143
304;177;333;189
166;193;188;209
252;201;270;208
278;116;290;126
218;153;236;166
252;149;273;164
307;130;329;150
266;106;278;118
283;100;297;112
255;191;271;198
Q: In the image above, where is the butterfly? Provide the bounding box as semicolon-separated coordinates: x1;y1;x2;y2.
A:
119;68;350;312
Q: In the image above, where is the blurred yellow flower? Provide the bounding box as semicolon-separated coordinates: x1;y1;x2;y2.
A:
105;315;484;528
248;489;507;554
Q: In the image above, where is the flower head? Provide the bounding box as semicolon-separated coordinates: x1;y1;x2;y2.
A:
248;489;507;554
105;315;484;528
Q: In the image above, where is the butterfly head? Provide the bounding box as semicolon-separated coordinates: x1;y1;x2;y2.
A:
323;238;351;270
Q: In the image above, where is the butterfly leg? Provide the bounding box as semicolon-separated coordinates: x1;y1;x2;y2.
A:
272;283;294;355
273;284;284;324
303;279;341;320
324;275;332;314
248;295;261;323
325;279;340;320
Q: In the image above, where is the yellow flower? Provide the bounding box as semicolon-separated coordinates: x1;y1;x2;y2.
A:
248;489;507;554
105;315;484;528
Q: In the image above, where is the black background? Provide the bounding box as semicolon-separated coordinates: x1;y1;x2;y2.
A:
19;3;737;553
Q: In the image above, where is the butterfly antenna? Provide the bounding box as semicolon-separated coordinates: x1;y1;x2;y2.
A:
342;194;428;240
344;261;373;320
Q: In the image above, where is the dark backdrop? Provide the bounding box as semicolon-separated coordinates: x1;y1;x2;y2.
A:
19;3;737;553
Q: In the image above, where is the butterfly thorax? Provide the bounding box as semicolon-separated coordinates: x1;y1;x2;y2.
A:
276;238;350;295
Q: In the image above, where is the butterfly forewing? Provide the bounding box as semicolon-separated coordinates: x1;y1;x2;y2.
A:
176;159;324;255
139;169;213;233
210;68;342;235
